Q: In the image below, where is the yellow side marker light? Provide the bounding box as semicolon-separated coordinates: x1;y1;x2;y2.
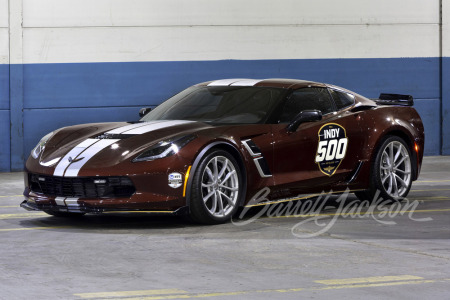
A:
183;165;192;197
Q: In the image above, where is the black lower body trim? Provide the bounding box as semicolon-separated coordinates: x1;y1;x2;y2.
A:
20;199;182;215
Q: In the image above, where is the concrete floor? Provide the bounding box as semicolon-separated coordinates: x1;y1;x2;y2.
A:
0;156;449;300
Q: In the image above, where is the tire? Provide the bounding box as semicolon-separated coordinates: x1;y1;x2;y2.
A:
355;136;413;202
189;149;242;224
44;211;85;218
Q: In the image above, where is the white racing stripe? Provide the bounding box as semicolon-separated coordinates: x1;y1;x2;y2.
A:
53;120;194;177
54;197;80;207
124;120;194;134
53;139;99;176
230;79;263;86
106;120;164;134
55;197;66;206
64;139;120;177
65;198;80;207
207;79;247;86
208;79;264;86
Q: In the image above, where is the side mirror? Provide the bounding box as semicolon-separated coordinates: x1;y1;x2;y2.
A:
139;107;152;118
286;110;322;132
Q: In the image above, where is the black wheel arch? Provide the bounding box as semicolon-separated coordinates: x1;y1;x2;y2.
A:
185;141;248;211
371;129;419;181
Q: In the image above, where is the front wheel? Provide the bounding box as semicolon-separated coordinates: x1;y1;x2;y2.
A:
355;136;413;202
189;150;242;224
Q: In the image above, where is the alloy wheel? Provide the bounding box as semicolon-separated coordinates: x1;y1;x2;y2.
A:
201;156;239;217
380;141;412;198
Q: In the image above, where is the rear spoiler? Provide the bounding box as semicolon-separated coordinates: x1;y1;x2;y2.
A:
373;93;414;106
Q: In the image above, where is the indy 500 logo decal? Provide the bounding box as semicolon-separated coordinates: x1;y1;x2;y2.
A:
315;123;348;176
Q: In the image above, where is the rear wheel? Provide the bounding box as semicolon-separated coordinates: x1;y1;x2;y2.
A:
189;150;242;224
355;136;412;202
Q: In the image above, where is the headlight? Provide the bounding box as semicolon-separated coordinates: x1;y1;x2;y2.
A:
31;131;55;159
133;134;196;162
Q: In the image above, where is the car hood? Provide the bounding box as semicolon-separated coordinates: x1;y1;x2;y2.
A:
38;120;212;173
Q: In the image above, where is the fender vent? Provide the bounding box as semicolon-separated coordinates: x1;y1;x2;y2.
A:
242;139;272;178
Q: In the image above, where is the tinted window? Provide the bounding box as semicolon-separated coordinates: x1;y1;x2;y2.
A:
279;87;334;123
329;89;355;110
140;86;285;124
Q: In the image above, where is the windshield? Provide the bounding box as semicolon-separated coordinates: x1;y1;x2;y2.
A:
140;86;286;125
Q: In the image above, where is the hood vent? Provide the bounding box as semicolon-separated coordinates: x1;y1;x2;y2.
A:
94;133;137;140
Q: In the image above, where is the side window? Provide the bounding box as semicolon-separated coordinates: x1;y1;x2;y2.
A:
279;87;334;123
329;89;355;110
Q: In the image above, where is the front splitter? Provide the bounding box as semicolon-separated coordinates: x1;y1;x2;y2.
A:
20;199;189;215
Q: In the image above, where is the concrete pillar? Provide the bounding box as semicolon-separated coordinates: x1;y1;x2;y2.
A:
442;0;450;154
9;0;24;170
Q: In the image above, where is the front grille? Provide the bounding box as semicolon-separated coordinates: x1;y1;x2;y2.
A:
29;174;135;198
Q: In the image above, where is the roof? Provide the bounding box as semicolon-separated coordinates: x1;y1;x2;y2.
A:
198;78;326;89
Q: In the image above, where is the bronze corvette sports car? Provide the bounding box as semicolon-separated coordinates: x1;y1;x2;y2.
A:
21;79;424;224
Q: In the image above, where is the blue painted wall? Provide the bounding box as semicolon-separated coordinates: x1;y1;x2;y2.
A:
0;65;8;110
0;110;10;172
0;57;444;171
0;64;10;172
10;64;24;172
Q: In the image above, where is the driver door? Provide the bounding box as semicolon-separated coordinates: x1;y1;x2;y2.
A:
271;87;363;198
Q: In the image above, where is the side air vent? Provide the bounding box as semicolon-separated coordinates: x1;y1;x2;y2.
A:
242;139;272;178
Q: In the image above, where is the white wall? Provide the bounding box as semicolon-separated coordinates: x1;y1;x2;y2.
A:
23;24;439;63
0;30;8;64
21;0;440;64
0;0;7;27
0;0;8;64
444;0;450;57
23;0;438;27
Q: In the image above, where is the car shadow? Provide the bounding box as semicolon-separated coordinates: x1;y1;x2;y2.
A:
17;194;371;233
19;213;192;231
